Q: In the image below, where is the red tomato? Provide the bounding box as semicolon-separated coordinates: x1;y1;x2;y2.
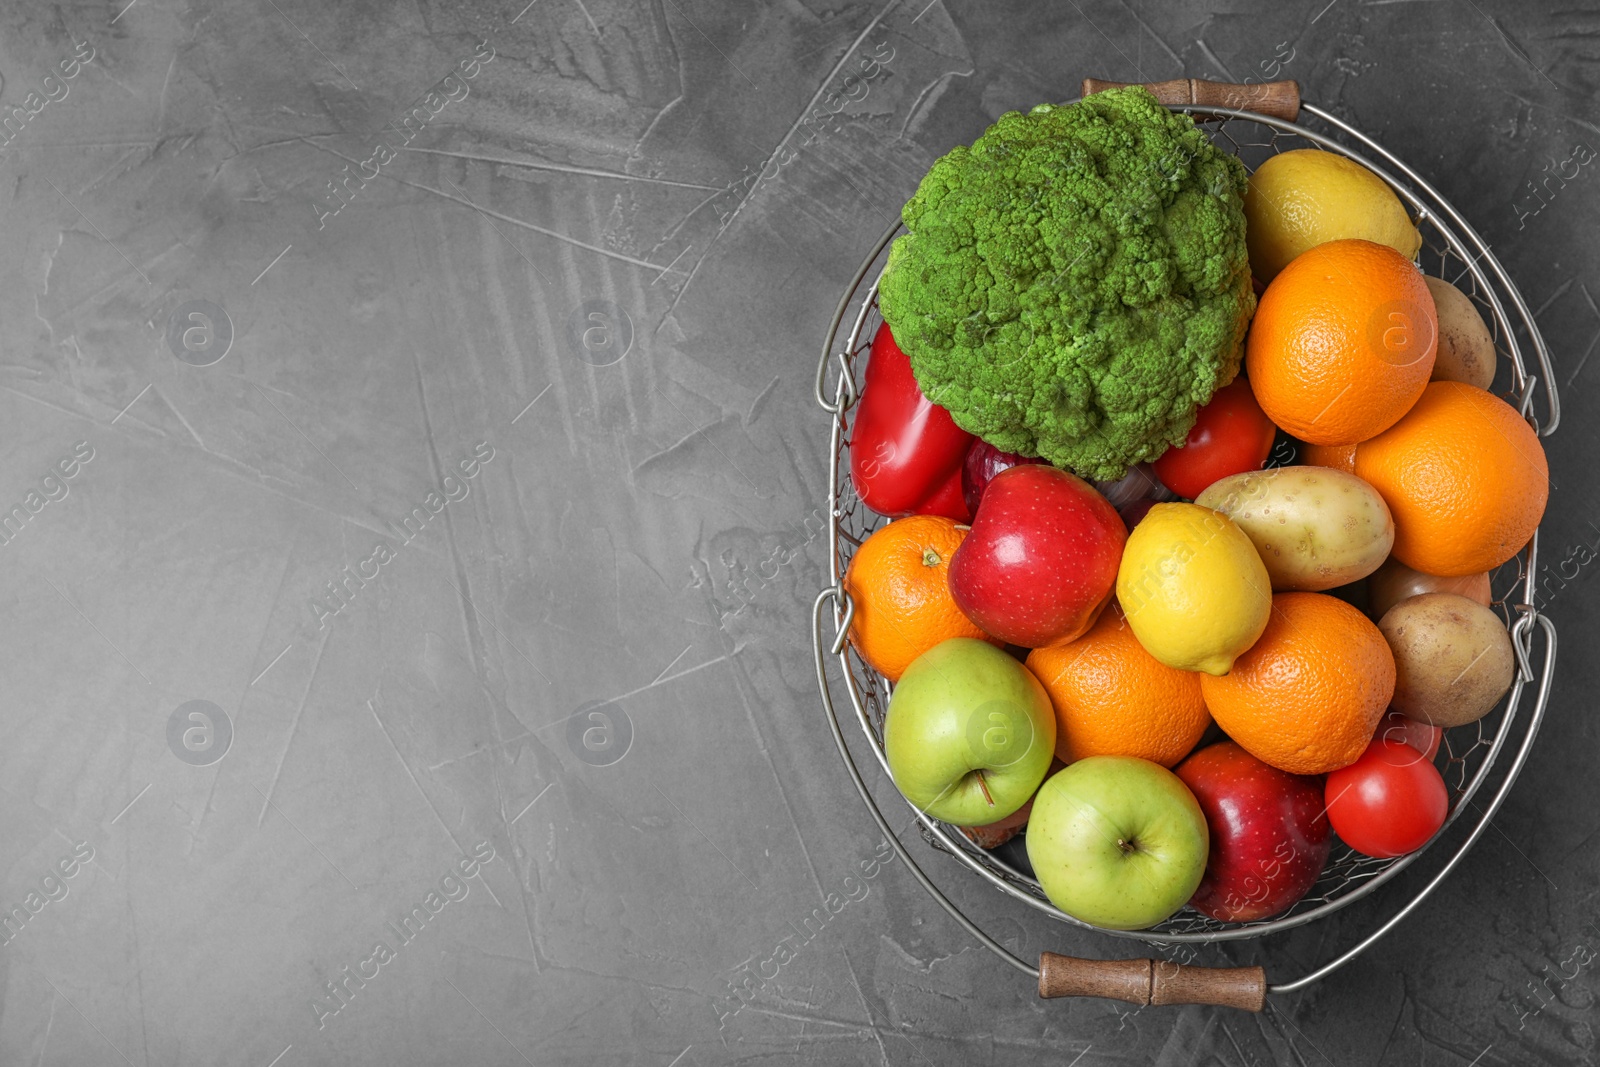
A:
1375;710;1442;762
1152;378;1278;499
1325;740;1449;858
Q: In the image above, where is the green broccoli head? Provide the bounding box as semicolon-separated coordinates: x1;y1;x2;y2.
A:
877;85;1255;482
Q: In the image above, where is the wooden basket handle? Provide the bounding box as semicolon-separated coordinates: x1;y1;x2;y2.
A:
1038;952;1267;1011
1082;77;1300;121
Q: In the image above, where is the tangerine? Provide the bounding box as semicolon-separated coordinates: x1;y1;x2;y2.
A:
1201;592;1395;775
1025;603;1210;767
1247;239;1436;446
844;516;997;681
1354;381;1548;576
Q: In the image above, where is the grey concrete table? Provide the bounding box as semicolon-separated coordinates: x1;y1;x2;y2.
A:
0;1;1593;1064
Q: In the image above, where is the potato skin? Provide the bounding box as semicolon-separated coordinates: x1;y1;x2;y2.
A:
1424;276;1496;390
1378;592;1515;728
1195;466;1395;591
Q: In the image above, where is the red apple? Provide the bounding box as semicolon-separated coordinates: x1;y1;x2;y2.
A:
1174;742;1331;922
1375;710;1442;762
948;466;1126;648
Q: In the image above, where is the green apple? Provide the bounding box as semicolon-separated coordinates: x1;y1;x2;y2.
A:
883;638;1056;826
1026;756;1208;930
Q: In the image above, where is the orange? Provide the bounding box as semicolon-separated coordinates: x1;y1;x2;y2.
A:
1201;592;1395;774
1025;603;1210;767
1300;440;1357;474
1354;380;1548;576
844;516;997;681
1247;239;1437;446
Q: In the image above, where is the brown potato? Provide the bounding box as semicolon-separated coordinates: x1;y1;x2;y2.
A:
1424;276;1496;390
1195;466;1393;592
1367;556;1492;619
1378;592;1515;727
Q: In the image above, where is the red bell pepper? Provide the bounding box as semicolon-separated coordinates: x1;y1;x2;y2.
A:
850;324;974;522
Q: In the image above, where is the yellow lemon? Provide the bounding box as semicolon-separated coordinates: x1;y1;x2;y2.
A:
1116;503;1271;676
1245;149;1422;283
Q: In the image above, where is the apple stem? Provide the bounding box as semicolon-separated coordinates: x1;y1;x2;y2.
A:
975;769;995;807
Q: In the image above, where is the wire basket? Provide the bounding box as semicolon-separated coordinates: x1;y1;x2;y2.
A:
810;81;1560;1002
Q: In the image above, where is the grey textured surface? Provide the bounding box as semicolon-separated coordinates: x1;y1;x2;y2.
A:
0;1;1593;1064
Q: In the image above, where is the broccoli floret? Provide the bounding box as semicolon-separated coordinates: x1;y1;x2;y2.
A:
877;86;1255;482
